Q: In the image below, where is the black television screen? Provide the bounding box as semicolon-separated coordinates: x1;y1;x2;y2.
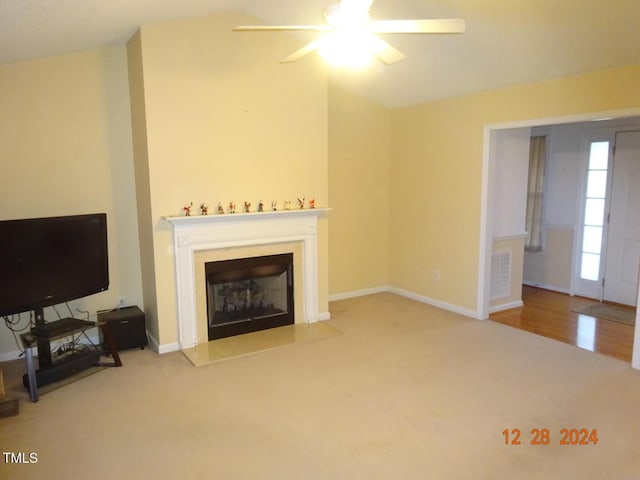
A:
0;213;109;318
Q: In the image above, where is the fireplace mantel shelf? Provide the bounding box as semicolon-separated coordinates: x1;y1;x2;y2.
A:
163;207;330;226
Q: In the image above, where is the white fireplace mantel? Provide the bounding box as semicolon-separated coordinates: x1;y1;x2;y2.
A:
163;208;329;349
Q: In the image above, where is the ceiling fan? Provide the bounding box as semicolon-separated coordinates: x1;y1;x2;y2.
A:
233;0;466;66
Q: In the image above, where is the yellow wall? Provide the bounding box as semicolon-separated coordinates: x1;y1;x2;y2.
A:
129;12;329;348
328;83;390;296
390;64;640;313
0;48;142;355
127;32;160;342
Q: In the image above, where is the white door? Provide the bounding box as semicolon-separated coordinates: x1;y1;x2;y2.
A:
603;130;640;306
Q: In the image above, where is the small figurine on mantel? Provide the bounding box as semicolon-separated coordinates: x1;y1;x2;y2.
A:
297;197;305;209
183;202;193;216
309;198;315;209
217;202;225;214
284;200;292;210
244;201;251;213
229;201;236;214
271;200;278;211
258;200;264;212
200;203;209;215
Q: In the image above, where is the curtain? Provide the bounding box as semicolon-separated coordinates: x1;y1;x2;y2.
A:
525;136;546;252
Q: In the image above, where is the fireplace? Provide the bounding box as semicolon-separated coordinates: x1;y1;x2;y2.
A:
163;208;329;351
206;253;294;340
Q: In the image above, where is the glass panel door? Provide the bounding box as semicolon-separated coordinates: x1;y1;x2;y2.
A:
575;139;612;299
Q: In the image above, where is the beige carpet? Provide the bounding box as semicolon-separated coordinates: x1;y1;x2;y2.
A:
572;302;636;326
2;293;640;479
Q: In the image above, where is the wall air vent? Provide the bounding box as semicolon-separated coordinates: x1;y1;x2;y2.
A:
490;250;512;300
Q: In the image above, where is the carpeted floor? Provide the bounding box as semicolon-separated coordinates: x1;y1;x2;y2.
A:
2;293;640;479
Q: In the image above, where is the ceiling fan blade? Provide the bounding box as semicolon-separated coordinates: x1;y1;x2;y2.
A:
280;39;324;63
369;19;466;34
368;36;406;64
233;25;332;32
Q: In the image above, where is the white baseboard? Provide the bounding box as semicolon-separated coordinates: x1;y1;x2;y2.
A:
308;312;332;322
147;331;179;355
157;343;180;354
329;285;479;319
329;286;391;302
523;280;571;295
388;287;478;319
146;332;159;352
489;300;524;313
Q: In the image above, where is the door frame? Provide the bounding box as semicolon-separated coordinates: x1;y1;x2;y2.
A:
478;107;640;369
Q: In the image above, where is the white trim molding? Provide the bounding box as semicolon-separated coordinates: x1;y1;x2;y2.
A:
330;285;479;319
489;300;524;314
492;232;528;241
329;286;391;302
147;331;179;354
389;287;478;319
522;280;571;295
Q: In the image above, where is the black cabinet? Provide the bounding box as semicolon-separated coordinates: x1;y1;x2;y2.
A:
98;306;147;351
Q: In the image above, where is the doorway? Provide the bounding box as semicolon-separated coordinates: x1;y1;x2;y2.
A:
480;110;640;368
487;120;640;307
573;129;640;306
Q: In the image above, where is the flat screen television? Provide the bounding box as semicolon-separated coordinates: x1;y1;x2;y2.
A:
0;213;109;323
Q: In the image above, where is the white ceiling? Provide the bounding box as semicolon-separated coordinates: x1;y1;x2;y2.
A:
1;0;639;107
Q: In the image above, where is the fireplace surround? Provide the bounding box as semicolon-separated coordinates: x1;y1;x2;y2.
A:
164;208;329;350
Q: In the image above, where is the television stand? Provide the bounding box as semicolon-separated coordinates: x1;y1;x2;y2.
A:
31;318;95;368
20;318;122;402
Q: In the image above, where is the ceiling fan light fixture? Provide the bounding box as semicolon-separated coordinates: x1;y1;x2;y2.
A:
233;1;465;66
324;3;370;28
316;30;375;68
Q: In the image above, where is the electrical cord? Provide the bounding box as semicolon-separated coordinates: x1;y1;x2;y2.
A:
4;304;101;357
75;306;92;322
3;312;30;332
52;304;63;320
3;312;33;354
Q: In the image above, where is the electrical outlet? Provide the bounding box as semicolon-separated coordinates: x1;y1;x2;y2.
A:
433;269;441;281
118;296;126;307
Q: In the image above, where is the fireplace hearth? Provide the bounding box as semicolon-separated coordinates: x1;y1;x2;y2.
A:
206;253;294;340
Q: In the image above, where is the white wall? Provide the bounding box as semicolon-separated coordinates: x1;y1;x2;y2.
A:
491;128;531;237
523;124;581;291
535;124;582;227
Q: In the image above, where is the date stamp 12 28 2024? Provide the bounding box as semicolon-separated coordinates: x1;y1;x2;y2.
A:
503;428;599;446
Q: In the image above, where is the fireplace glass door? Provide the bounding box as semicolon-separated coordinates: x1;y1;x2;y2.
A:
205;253;294;340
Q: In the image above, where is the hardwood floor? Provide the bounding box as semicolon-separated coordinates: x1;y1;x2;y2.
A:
490;285;636;362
